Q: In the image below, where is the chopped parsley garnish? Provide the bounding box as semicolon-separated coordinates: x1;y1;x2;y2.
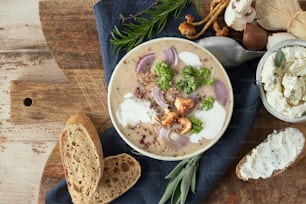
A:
154;62;174;90
201;96;215;110
190;115;203;133
175;66;215;94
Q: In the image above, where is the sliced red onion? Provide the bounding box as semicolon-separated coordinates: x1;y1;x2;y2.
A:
158;128;189;150
214;79;228;106
163;47;178;66
135;53;155;72
152;86;169;108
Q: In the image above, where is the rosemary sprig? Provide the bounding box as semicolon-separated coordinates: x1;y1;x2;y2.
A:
159;154;202;204
110;0;191;52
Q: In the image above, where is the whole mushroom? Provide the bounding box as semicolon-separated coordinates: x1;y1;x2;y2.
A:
224;0;256;31
243;23;268;51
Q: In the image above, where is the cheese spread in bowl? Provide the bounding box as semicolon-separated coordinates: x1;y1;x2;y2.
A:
108;37;234;161
257;39;306;123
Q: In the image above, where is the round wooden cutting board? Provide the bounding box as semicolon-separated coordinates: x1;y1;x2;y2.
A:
37;0;306;203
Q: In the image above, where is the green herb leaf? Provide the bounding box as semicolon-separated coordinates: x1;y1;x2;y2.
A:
159;169;185;204
191;155;200;193
274;49;285;68
165;159;189;179
175;66;214;94
171;181;182;204
201;96;215;110
154;62;174;91
131;149;144;156
190;116;203;133
110;0;191;52
180;166;194;204
159;154;202;204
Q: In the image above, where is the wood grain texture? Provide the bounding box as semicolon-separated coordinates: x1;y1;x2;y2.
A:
34;0;306;203
204;108;306;204
39;0;102;71
0;0;69;203
10;70;110;128
10;0;111;129
39;143;64;204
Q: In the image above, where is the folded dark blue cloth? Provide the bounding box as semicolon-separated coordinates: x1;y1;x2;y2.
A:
46;0;261;203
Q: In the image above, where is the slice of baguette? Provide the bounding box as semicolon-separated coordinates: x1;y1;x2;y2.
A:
59;114;104;204
236;127;306;181
91;153;141;204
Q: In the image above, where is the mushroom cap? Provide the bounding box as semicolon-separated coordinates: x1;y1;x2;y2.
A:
178;22;196;36
224;0;256;31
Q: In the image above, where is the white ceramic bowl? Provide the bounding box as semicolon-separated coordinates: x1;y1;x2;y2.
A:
108;37;233;160
256;39;306;123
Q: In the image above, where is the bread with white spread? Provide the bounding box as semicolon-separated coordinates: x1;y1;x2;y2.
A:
236;127;306;181
91;153;141;204
59;114;104;204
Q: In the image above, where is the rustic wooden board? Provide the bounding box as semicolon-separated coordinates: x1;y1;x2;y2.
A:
28;0;306;203
10;0;111;130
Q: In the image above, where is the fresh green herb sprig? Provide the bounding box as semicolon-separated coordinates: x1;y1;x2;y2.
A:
274;48;286;68
201;96;215;110
155;62;175;90
110;0;191;52
190;116;203;133
131;149;145;156
159;154;202;204
175;66;215;94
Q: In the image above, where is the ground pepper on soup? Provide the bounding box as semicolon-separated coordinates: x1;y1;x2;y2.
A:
109;39;233;157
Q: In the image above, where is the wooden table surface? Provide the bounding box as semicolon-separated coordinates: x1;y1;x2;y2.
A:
0;0;67;203
1;0;306;204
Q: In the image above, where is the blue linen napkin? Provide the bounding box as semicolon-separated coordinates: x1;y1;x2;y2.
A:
46;0;261;203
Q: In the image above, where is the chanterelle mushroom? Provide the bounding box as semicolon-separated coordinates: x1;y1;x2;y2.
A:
178;0;229;39
224;0;256;31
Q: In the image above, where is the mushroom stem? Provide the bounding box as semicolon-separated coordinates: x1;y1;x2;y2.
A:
191;2;223;26
213;21;229;36
179;0;229;39
185;0;229;39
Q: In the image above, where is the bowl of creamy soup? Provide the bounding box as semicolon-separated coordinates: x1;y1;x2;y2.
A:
257;39;306;123
108;37;234;161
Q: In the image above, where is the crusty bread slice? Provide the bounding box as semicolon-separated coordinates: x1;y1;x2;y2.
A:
236;127;306;181
59;114;104;204
91;153;141;204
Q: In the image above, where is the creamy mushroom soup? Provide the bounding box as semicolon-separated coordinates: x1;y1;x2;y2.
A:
108;38;233;159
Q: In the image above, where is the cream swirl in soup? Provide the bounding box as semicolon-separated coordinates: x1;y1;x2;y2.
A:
109;38;233;158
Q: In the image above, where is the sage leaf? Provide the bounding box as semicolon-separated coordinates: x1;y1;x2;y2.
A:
171;180;182;204
159;169;185;204
191;162;199;193
165;159;189;179
274;49;285;68
180;167;194;204
159;154;202;204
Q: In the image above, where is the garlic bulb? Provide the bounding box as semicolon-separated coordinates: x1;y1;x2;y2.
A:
288;12;306;39
255;0;306;39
